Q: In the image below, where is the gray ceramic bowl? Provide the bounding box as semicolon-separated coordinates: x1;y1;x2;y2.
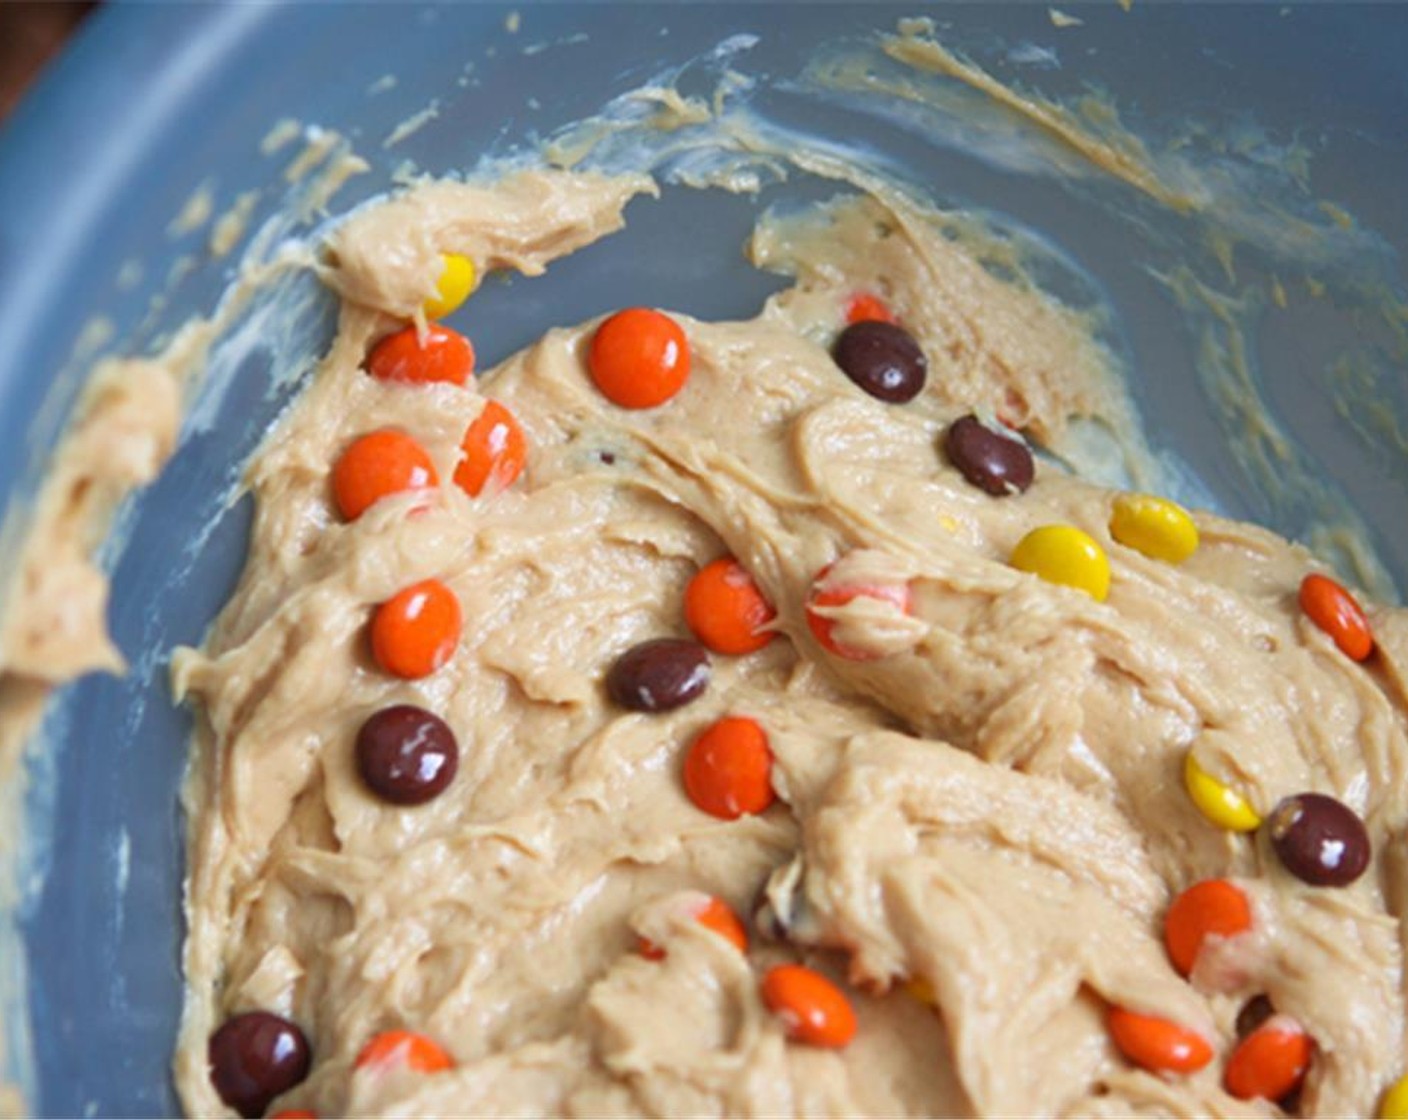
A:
0;4;1404;1115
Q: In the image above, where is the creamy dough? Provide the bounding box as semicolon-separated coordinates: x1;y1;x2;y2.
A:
172;168;1408;1118
0;333;202;1118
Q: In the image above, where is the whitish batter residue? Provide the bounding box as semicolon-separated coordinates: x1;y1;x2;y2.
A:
115;259;144;292
1331;352;1408;462
283;128;342;183
522;31;589;59
383;102;441;150
281;128;371;219
167;181;216;238
1007;42;1060;69
1159;268;1400;600
166;254;196;291
882;18;1198;211
209;191;261;260
71;318;115;364
260;118;302;157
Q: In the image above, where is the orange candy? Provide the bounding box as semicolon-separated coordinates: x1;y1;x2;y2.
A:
693;896;749;953
332;430;438;521
588;307;691;409
1300;573;1374;661
805;566;913;661
845;292;896;325
760;964;857;1049
455;400;527;498
354;1030;454;1074
366;324;475;386
683;716;775;820
684;557;776;655
1163;879;1252;977
1225;1018;1313;1101
639;895;749;960
370;579;463;679
1107;1007;1214;1074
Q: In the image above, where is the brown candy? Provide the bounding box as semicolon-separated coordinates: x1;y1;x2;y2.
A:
942;413;1034;496
356;705;459;806
831;321;927;403
208;1011;311;1119
606;638;710;712
1235;995;1275;1038
1267;792;1370;888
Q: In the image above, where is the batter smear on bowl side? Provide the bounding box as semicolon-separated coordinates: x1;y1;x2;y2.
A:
169;165;1408;1119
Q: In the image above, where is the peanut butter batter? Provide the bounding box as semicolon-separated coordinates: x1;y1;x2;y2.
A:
167;166;1408;1118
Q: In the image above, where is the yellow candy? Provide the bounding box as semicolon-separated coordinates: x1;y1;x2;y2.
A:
1380;1074;1408;1119
423;252;477;319
1183;752;1261;832
1010;524;1111;602
1110;493;1199;564
904;976;936;1005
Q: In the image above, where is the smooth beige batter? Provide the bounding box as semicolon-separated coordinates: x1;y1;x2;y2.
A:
171;168;1408;1118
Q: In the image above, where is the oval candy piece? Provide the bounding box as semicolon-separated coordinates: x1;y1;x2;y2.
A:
424;253;476;320
683;716;775;820
831;321;927;403
607;638;710;712
355;1029;454;1073
804;561;915;662
1010;524;1111;602
208;1011;312;1119
332;430;438;521
367;324;474;386
455;399;527;498
1224;1016;1313;1102
1164;879;1252;977
943;414;1034;496
1236;995;1275;1040
1380;1073;1408;1119
1300;572;1374;661
844;292;896;325
684;557;776;656
638;895;748;961
694;896;749;952
904;976;938;1006
760;964;857;1048
356;705;459;806
370;579;462;680
1183;752;1262;833
588;308;691;409
1110;493;1199;564
1267;792;1370;887
1107;1007;1214;1075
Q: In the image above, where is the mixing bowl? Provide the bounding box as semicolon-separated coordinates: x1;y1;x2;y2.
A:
1;4;1405;1115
